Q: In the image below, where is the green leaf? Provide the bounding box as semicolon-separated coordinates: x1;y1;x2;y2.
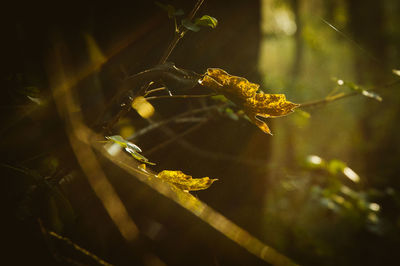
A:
224;107;239;121
156;2;184;18
327;159;346;175
106;135;142;152
335;78;382;102
211;94;229;103
182;19;201;32
126;147;156;165
106;135;155;165
195;15;218;28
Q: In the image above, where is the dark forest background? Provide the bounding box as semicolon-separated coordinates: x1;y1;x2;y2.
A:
2;0;400;265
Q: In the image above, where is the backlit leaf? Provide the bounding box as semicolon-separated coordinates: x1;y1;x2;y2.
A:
157;170;218;191
200;68;299;135
131;96;155;118
334;78;382;102
106;135;155;165
195;15;218;28
156;2;184;18
182;19;201;32
106;135;141;152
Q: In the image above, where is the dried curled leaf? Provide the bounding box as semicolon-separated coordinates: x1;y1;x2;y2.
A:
200;68;299;135
157;170;218;191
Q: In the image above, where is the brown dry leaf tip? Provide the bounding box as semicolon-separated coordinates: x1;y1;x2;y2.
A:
157;170;218;191
200;68;300;135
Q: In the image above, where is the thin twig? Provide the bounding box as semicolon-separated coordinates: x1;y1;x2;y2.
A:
103;0;205;129
38;219;113;266
128;104;224;140
299;79;400;109
145;94;215;101
145;120;208;155
158;0;205;64
101;64;201;131
48;231;113;266
299;92;357;108
176;139;270;166
144;87;168;96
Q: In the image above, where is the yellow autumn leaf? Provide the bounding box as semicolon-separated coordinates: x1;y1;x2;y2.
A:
200;68;299;135
157;170;218;191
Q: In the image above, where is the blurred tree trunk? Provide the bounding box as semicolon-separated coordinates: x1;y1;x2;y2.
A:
347;0;390;185
347;0;400;264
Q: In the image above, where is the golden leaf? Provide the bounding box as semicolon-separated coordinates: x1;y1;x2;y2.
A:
200;68;299;135
157;170;218;191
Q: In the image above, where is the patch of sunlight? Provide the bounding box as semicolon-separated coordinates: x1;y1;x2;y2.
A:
307;155;323;165
368;213;379;223
369;203;380;212
392;69;400;76
274;9;297;35
261;0;296;36
343;166;360;183
106;142;123;156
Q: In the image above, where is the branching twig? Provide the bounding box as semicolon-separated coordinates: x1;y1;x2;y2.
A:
102;1;205;130
128;104;223;140
159;0;205;64
299;79;400;109
101;64;201;131
144;87;168;96
299;92;357;108
38;219;113;266
145;119;208;155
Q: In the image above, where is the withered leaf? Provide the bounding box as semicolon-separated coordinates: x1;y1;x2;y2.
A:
200;68;299;135
157;170;218;191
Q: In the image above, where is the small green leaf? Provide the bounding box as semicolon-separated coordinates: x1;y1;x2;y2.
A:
334;78;382;102
126;148;156;165
224;107;239;121
182;19;201;32
195;15;218;28
174;9;184;16
295;109;311;119
327;159;346;175
211;94;229;102
106;135;155;165
106;135;142;152
155;2;184;18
